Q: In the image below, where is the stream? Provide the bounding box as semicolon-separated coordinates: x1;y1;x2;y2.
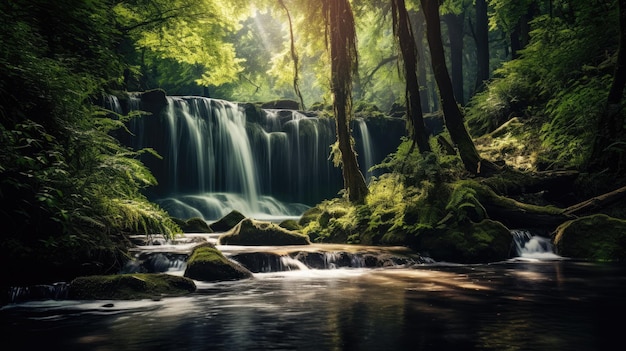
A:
2;232;625;350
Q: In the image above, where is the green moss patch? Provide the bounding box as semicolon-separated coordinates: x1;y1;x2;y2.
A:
68;273;196;300
554;214;626;261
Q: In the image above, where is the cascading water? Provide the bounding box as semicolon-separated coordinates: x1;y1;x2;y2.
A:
511;229;561;259
110;94;402;221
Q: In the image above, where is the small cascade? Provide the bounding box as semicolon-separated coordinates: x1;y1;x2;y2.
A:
511;229;560;259
227;248;422;273
7;282;69;303
121;252;189;274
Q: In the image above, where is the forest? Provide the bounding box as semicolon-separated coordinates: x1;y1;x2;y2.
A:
1;0;625;290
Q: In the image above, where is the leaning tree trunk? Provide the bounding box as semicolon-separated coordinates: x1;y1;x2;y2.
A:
590;0;626;171
443;12;465;104
420;0;483;174
391;0;431;153
323;0;368;203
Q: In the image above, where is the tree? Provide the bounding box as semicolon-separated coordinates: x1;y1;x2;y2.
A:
443;10;465;103
114;0;248;91
391;0;431;153
420;0;484;174
474;0;490;93
590;0;626;171
323;0;369;203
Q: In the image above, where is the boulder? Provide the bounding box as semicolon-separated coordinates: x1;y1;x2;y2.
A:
209;210;246;232
417;219;513;263
138;89;168;115
219;218;311;246
554;214;626;261
68;273;196;300
184;245;253;282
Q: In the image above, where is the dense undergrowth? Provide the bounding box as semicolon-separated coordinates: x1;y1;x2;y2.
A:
0;1;180;286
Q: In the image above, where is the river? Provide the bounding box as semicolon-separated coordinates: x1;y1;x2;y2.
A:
2;232;625;351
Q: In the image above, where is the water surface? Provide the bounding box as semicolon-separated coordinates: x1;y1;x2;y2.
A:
2;260;624;350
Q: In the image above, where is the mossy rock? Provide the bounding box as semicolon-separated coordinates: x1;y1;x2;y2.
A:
173;217;212;233
210;210;246;232
219;218;311;246
68;273;196;300
417;219;513;263
554;214;626;261
184;245;253;282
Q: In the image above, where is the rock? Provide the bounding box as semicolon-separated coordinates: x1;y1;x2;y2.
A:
554;214;626;261
138;89;168;115
68;273;196;300
260;99;300;110
209;210;246;232
174;217;212;233
417;219;513;263
219;218;311;246
184;244;253;282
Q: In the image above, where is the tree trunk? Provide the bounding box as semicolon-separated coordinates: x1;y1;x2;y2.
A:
391;0;431;153
590;0;626;171
474;0;489;93
419;0;483;174
443;12;465;104
412;10;431;113
323;0;368;203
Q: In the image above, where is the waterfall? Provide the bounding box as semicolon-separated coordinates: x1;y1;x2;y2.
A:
107;94;404;221
356;118;375;182
511;229;560;259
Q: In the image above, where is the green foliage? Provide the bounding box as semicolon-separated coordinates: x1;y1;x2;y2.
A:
466;72;534;136
115;0;248;90
540;74;611;168
444;183;488;223
0;1;181;284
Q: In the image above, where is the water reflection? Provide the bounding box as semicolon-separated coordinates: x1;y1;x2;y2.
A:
2;261;625;350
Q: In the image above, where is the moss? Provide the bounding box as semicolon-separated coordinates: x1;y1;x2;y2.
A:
184;246;253;281
554;214;626;261
68;273;196;300
219;219;310;246
298;206;323;227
